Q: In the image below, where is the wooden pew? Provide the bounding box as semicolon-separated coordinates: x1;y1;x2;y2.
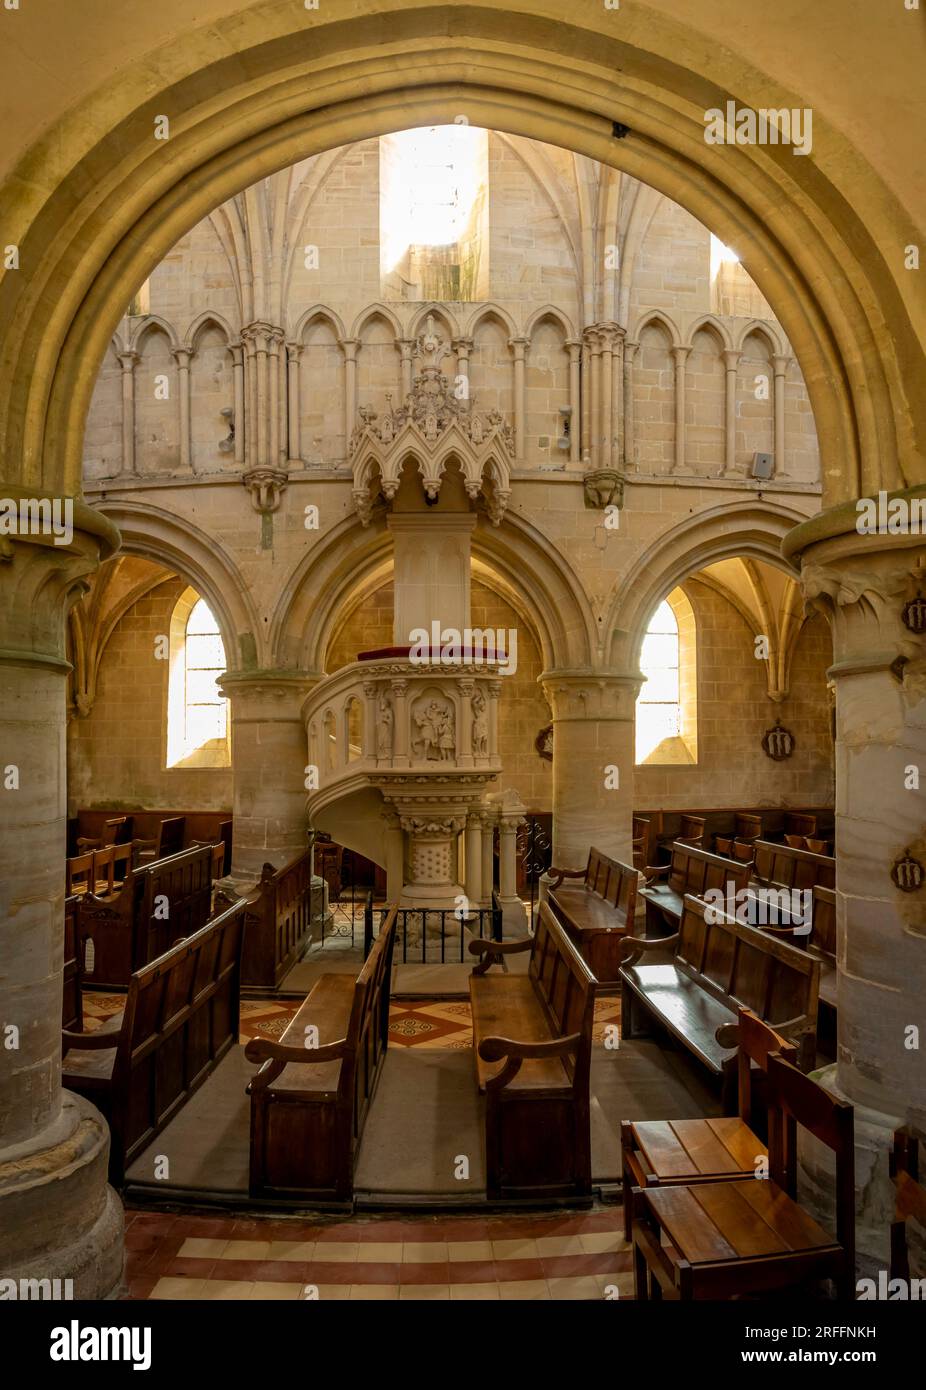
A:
636;807;835;863
806;884;837;1011
76;815;133;852
76;844;216;990
751;838;836;896
632;1053;855;1301
62;894;83;1032
217;850;314;990
641;841;752;937
245;906;398;1202
135;815;186;865
468;903;596;1201
632;816;653;874
619;893;820;1109
547;848;638;985
621;1007;797;1238
890;1129;926;1283
62;899;246;1184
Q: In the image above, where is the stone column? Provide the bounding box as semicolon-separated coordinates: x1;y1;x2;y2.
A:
457;678;474;769
622;339;638;470
383;809;404;902
217;671;318;887
453;337;472;404
509;336;529;464
580;334;592;462
172;346;193;472
541;670;642;869
493;790;527;934
464;811;483;908
230;342;246;466
117;350;138;476
784;499;926;1267
390;678;409;768
0;497;123;1296
584;327;601;466
286;341;303;462
341;338;359;455
672;344;690;475
395;339;413;398
269;329;284;467
481;815;496;904
566;338;582;464
722;348;740;477
600;327;614;469
773;353;790;478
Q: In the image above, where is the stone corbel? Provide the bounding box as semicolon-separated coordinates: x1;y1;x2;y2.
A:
583;468;624;510
242;465;289;513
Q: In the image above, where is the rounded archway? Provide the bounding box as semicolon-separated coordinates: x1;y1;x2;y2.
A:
1;5;922;508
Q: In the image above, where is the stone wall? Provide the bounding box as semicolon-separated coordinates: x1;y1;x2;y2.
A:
68;576;233;813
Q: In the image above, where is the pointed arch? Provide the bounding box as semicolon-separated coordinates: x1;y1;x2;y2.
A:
629;308;682;348
127;313;180;352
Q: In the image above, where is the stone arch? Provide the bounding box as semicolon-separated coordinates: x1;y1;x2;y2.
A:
603;500;806;668
630;308;683;349
463;302;520;340
735;318;786;357
127;313;180;353
685;314;734;352
92;499;261;672
1;8;921;503
524;304;577;341
408;303;460;341
293;304;347;344
272;507;596;675
185;310;236;350
350;302;404;341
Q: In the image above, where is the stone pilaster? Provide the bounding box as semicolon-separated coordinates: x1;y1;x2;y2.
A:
0;493;124;1296
541;669;642;870
784;490;926;1267
217;670;320;888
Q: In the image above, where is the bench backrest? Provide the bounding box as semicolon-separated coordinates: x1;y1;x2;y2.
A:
753;839;836;892
675;894;820;1042
66;851;94;896
227;849;314;989
585;847;637;921
62;894;82;1032
667;842;752;899
891;1130;926;1281
112;899;246;1169
529;904;596;1089
767;1053;854;1265
728;1006;797;1123
339;907;397;1131
809;885;837;965
784;811;818;838
77;844;216;986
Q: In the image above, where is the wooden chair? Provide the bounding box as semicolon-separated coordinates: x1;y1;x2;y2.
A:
66;851;94;897
91;845;116;898
785;812;818;839
76;814;131;852
735;813;763;843
785;833;807;850
621;1008;797;1239
806;838;831;857
632;1052;855;1300
890;1129;926;1283
733;840;757;863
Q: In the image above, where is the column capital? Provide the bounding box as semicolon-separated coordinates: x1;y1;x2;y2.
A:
508;335;529;359
218;668;322;720
540;667;643;721
117;350;140;371
722;347;741;369
339;336;360;360
171;345;192;367
784;491;926;673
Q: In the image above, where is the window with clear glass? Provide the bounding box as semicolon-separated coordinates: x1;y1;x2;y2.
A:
166;589;230;768
635;599;681;763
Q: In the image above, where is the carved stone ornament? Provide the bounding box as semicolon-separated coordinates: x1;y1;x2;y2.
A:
534;723;553;762
583;468;624;510
242;465;289;513
891;848;925;893
350;316;513;524
761;723;795;760
902;590;926;635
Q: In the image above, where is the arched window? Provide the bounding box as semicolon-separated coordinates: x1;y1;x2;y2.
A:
166;589;230;768
635;589;697;765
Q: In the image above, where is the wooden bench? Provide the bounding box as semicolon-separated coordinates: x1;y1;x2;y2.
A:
890;1129;926;1283
632;816;653;874
62;899;246;1184
76;843;216;989
632;1052;855;1301
621;1007;798;1238
245;906;398;1202
216;850;314;990
62;894;83;1032
468;903;596;1201
619;893;820;1110
752;838;835;893
547;848;638;985
641;841;752;936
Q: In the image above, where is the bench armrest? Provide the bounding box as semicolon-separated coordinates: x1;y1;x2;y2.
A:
547;866;586;890
642;863;670;884
62;1026;122;1051
478;1031;582;1091
618;932;679;966
244;1036;347;1067
468;935;532;975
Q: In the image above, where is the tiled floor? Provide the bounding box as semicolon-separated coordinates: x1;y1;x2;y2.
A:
124;1207;633;1301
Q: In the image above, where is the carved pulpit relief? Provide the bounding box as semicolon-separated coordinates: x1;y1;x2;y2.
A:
376;691;394;759
410;695;456;762
471;687;489;757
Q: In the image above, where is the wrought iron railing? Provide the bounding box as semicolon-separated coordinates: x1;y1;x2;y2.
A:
365;892;502;964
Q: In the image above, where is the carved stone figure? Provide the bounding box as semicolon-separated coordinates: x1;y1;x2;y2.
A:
472;688;489;756
376;692;394;758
